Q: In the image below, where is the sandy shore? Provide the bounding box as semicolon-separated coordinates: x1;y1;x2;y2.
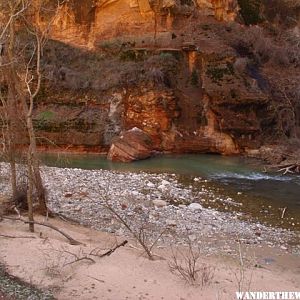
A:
0;217;299;300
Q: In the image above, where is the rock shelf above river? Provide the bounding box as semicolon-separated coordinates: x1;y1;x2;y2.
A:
0;163;299;256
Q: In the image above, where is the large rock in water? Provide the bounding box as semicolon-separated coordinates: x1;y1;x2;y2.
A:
107;128;153;162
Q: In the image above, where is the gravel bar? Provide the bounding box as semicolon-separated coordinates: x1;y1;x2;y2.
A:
1;163;299;256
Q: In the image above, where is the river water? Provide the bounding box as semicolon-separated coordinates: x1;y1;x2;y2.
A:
40;153;300;232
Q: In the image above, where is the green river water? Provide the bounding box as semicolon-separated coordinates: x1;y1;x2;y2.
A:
40;153;300;232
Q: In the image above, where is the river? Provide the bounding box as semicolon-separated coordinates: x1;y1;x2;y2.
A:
40;153;300;232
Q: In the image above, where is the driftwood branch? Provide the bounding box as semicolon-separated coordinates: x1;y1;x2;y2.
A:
266;162;300;175
87;275;105;283
281;207;287;219
3;216;81;245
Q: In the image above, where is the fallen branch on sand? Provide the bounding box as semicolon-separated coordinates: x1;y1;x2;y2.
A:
0;234;36;239
64;240;128;266
2;216;82;245
91;240;128;258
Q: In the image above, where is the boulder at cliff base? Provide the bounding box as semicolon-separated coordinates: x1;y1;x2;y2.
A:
107;128;153;162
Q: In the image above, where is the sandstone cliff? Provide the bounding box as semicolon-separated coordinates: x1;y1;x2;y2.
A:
48;0;238;48
25;0;300;156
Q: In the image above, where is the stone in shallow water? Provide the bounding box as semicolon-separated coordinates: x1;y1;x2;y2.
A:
188;203;203;211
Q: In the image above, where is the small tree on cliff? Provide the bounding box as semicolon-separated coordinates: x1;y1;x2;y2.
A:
0;0;63;231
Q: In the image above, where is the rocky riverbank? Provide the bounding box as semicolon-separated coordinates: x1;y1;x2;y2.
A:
0;264;53;300
1;162;299;256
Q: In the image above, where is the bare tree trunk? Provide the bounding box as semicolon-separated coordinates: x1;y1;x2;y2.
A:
23;31;48;215
25;103;47;215
9;155;17;200
6;11;19;202
27;151;34;232
1;0;63;224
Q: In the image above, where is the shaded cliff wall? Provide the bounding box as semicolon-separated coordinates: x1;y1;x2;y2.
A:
31;35;275;155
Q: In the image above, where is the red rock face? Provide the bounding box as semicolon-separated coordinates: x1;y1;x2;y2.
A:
30;48;266;156
107;128;153;162
123;89;180;150
26;2;295;157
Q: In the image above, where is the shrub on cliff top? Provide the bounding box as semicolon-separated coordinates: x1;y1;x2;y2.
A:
238;0;262;25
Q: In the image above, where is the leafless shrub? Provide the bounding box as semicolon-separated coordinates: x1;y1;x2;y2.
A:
269;78;299;139
270;47;290;66
286;27;300;48
169;239;215;286
231;239;255;293
233;57;249;74
103;200;166;260
14;184;28;210
286;42;300;67
40;239;127;277
40;244;94;278
56;66;90;90
97;39;123;56
145;54;177;72
146;67;165;85
228;26;263;55
13;164;29;210
93;187;167;260
262;0;300;28
221;24;293;67
253;36;272;64
0;195;7;220
119;62;141;87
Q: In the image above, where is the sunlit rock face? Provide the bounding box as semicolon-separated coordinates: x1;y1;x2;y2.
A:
197;0;238;21
46;0;238;48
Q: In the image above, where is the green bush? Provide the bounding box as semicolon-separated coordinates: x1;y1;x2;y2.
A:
206;63;234;82
119;50;137;61
37;110;55;121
